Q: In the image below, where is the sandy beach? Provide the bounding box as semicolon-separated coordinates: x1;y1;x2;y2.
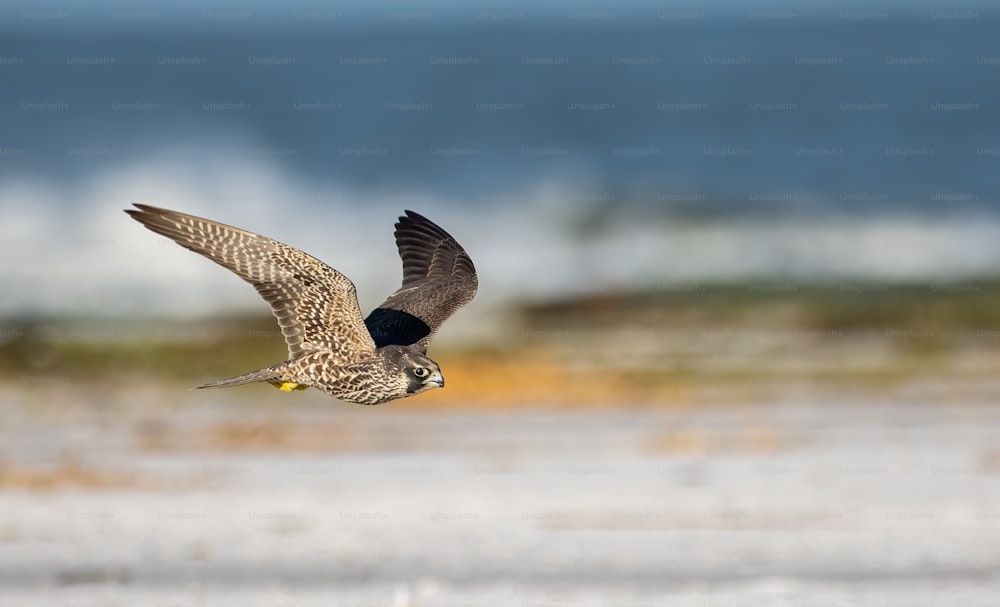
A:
1;383;998;605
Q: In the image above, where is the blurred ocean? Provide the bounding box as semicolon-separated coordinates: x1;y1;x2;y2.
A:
1;0;999;315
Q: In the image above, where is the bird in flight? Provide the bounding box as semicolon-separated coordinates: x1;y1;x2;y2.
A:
126;204;477;405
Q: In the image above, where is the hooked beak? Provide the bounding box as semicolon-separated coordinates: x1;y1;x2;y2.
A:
422;370;444;389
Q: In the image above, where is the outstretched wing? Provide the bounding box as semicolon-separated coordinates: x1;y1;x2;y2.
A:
126;204;376;365
364;210;477;349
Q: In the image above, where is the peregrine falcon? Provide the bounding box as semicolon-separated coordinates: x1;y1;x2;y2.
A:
126;204;477;405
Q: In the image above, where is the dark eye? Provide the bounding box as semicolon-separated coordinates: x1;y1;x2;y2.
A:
413;367;428;378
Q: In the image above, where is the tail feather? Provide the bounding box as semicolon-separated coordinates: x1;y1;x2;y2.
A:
197;364;286;390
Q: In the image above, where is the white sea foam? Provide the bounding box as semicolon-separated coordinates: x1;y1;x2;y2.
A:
1;161;999;317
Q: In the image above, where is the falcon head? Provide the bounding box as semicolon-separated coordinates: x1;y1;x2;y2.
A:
378;344;445;398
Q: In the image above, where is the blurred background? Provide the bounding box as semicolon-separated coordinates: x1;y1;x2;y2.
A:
2;0;1000;604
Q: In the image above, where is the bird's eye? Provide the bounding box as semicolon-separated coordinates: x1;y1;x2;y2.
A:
413;367;428;378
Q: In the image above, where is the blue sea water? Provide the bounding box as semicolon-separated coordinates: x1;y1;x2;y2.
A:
3;2;998;212
1;0;1000;315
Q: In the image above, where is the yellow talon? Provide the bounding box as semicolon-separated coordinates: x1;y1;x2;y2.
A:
270;381;308;392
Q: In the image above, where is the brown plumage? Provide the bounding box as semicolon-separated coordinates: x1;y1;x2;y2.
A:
126;204;477;405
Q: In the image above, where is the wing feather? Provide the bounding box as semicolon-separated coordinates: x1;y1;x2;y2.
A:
364;210;477;349
126;204;375;364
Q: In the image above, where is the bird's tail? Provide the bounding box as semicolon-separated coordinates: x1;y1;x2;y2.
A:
197;363;288;390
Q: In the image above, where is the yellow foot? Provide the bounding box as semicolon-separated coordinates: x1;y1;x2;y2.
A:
269;381;309;392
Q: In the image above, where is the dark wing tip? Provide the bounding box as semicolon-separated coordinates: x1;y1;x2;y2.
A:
395;209;452;241
127;203;168;213
393;211;472;268
125;205;171;235
124;203;172;222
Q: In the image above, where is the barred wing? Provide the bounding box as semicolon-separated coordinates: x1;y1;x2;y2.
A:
127;204;376;365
